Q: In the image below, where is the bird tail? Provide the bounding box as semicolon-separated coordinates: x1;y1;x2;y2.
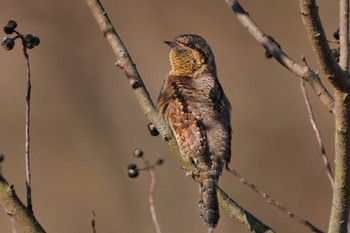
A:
199;170;220;229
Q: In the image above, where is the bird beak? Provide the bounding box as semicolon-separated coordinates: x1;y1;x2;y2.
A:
164;41;178;48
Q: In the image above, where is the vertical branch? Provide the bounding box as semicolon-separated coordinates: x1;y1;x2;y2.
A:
21;39;32;214
329;91;350;233
339;0;350;71
299;78;335;189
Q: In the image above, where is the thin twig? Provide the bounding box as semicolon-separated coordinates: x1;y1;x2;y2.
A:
22;34;33;214
223;0;335;112
299;77;335;189
142;157;162;233
227;168;324;233
85;0;275;232
91;210;96;233
14;30;33;214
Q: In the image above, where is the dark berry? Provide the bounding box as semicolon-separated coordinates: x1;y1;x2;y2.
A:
127;163;137;170
32;36;40;46
3;26;14;34
128;169;139;178
3;20;17;34
133;149;144;158
2;37;15;50
147;123;159;136
6;20;17;29
333;29;340;40
24;34;33;43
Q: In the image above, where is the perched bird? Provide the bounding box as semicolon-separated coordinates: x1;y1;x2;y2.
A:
157;34;232;230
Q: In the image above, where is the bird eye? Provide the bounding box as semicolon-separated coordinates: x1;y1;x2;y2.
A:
188;44;194;49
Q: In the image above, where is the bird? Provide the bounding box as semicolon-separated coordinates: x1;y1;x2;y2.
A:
157;34;232;230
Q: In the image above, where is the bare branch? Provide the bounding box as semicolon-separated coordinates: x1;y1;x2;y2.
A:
0;176;45;233
299;77;335;189
299;0;350;90
339;0;350;72
85;0;275;231
298;1;350;233
217;187;274;233
223;0;335;112
228;168;324;233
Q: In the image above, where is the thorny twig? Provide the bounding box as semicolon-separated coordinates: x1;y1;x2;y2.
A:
228;167;324;233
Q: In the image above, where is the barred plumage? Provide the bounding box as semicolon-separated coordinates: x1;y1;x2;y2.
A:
157;34;232;229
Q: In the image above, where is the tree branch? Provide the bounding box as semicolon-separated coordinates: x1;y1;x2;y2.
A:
85;0;275;231
0;176;45;233
217;187;274;233
298;1;350;233
223;0;335;112
339;0;350;72
299;0;350;90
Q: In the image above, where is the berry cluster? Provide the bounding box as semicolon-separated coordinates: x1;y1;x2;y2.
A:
127;149;164;178
1;20;40;50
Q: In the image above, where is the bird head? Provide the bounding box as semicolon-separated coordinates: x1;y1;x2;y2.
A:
164;34;216;76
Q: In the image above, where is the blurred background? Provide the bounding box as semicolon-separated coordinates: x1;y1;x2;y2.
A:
0;1;338;232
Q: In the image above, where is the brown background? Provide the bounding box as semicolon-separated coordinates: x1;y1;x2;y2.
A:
0;1;338;232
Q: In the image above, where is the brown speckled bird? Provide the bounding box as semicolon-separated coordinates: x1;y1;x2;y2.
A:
157;34;232;230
